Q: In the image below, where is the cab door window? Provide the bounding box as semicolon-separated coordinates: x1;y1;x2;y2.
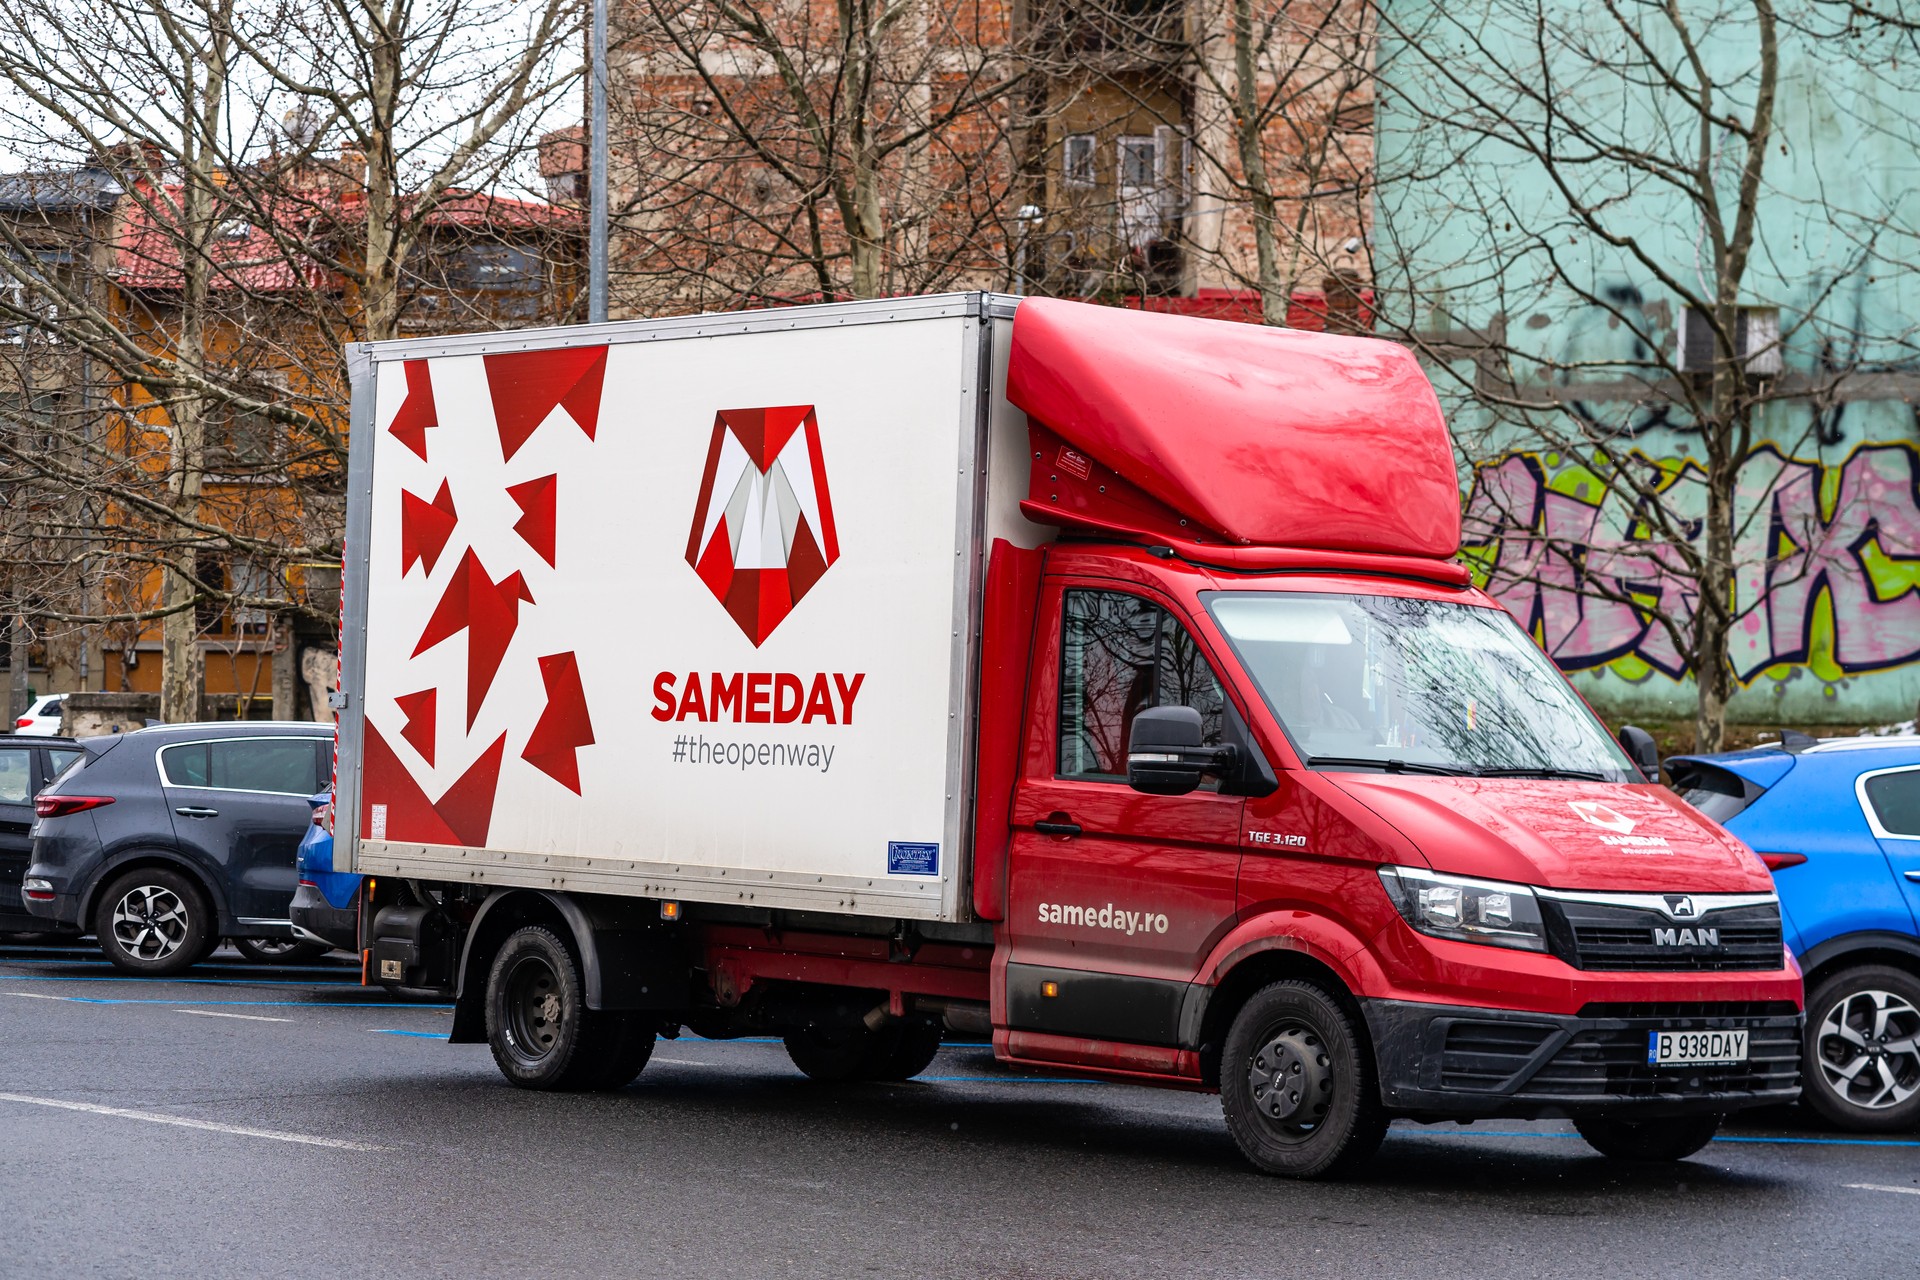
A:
1058;589;1224;781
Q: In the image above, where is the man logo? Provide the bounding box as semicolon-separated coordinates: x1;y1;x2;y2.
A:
1568;800;1637;835
1664;894;1698;919
686;405;840;646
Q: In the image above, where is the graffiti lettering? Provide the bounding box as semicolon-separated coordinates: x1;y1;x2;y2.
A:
1463;444;1920;683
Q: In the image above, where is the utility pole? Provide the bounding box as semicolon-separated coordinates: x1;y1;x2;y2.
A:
589;0;609;323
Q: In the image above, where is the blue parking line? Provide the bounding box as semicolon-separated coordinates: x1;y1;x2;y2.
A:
1;959;355;974
1408;1129;1920;1149
371;1029;443;1038
0;975;365;987
10;996;449;1008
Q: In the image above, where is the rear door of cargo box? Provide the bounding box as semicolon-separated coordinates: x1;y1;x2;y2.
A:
337;297;994;922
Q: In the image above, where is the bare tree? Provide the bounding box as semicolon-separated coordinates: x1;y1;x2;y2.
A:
0;0;582;720
1371;0;1920;750
607;0;1029;312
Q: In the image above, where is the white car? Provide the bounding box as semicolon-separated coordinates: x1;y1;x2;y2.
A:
13;693;72;736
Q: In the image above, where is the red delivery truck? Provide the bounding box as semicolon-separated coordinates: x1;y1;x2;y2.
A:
320;293;1800;1177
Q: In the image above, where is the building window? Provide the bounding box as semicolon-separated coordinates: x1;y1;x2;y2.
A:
1063;134;1095;188
1117;136;1158;189
1676;304;1781;376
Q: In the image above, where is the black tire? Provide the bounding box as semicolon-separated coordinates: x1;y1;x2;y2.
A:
1575;1114;1721;1161
1802;964;1920;1133
784;1023;879;1082
230;936;332;965
93;868;214;977
1219;980;1387;1178
867;1018;944;1082
484;925;653;1090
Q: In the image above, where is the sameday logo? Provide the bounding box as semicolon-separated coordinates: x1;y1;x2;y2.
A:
685;405;839;646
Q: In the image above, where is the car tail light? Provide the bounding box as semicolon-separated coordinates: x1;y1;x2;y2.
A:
14;717;29;728
312;800;333;831
35;794;115;818
1759;851;1807;871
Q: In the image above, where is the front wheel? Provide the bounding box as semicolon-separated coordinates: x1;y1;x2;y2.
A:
484;925;654;1090
1802;965;1920;1132
1218;980;1387;1178
1575;1114;1720;1161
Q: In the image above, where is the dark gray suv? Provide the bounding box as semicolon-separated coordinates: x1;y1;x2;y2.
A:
22;721;336;975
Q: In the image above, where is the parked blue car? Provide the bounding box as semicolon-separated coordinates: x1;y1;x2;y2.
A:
291;793;360;955
1669;736;1920;1132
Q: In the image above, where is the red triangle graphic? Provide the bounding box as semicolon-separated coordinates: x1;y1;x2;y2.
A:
521;651;595;793
507;474;558;567
400;480;458;576
387;360;437;461
396;688;437;767
483;346;608;461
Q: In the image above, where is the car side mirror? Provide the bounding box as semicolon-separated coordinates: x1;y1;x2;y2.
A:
1128;706;1237;796
1618;725;1660;781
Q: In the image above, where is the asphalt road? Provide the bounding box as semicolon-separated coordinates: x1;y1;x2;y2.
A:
2;937;1916;1279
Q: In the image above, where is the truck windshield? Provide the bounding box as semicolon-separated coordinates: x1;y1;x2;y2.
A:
1204;592;1633;780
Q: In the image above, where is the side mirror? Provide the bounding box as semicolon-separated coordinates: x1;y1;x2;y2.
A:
1128;706;1237;796
1618;725;1660;781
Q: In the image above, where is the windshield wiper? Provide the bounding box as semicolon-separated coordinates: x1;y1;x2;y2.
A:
1306;756;1478;777
1473;766;1611;780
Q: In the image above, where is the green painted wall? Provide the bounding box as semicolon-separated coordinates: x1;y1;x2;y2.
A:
1374;0;1920;725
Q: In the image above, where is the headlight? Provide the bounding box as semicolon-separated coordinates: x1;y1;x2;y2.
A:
1377;866;1547;952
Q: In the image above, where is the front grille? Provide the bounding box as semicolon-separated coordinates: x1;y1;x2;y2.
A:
1439;1020;1558;1091
1543;897;1783;971
1519;1007;1800;1100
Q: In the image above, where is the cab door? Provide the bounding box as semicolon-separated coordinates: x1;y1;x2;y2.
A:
1001;582;1243;1063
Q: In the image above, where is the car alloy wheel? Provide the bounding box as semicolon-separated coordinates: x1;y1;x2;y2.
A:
111;884;191;962
1815;987;1920;1113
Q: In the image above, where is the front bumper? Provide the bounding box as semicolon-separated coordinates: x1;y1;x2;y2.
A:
1366;998;1801;1120
289;882;359;952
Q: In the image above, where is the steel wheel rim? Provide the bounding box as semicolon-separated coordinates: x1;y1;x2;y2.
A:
111;885;190;961
504;954;564;1062
1816;988;1920;1111
1247;1020;1334;1141
246;938;301;957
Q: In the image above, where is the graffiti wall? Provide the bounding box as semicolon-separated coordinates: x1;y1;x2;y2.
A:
1462;435;1920;723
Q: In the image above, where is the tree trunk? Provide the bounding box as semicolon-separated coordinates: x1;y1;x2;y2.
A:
1231;0;1287;326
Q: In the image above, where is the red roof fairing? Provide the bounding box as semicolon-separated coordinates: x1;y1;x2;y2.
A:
1006;298;1462;560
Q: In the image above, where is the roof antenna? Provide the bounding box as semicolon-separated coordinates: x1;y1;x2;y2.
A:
1780;729;1817;754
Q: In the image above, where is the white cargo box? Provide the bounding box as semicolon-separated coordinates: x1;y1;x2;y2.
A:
336;294;1043;922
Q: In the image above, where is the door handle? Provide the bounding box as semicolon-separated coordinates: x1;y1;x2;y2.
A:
174;806;219;819
1906;871;1920;883
1034;816;1082;837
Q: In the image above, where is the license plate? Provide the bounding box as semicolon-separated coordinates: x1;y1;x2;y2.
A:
1647;1029;1748;1067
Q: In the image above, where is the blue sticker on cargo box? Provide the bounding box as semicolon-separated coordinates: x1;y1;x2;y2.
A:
887;841;939;876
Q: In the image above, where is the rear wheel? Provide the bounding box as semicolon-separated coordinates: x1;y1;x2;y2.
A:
1802;965;1920;1132
484;925;654;1090
784;1017;945;1082
230;936;332;965
94;868;213;977
784;1023;878;1082
1218;980;1387;1178
1575;1114;1720;1161
867;1018;944;1081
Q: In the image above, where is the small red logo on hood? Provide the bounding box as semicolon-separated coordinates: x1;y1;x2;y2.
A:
686;405;840;646
1568;800;1637;834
